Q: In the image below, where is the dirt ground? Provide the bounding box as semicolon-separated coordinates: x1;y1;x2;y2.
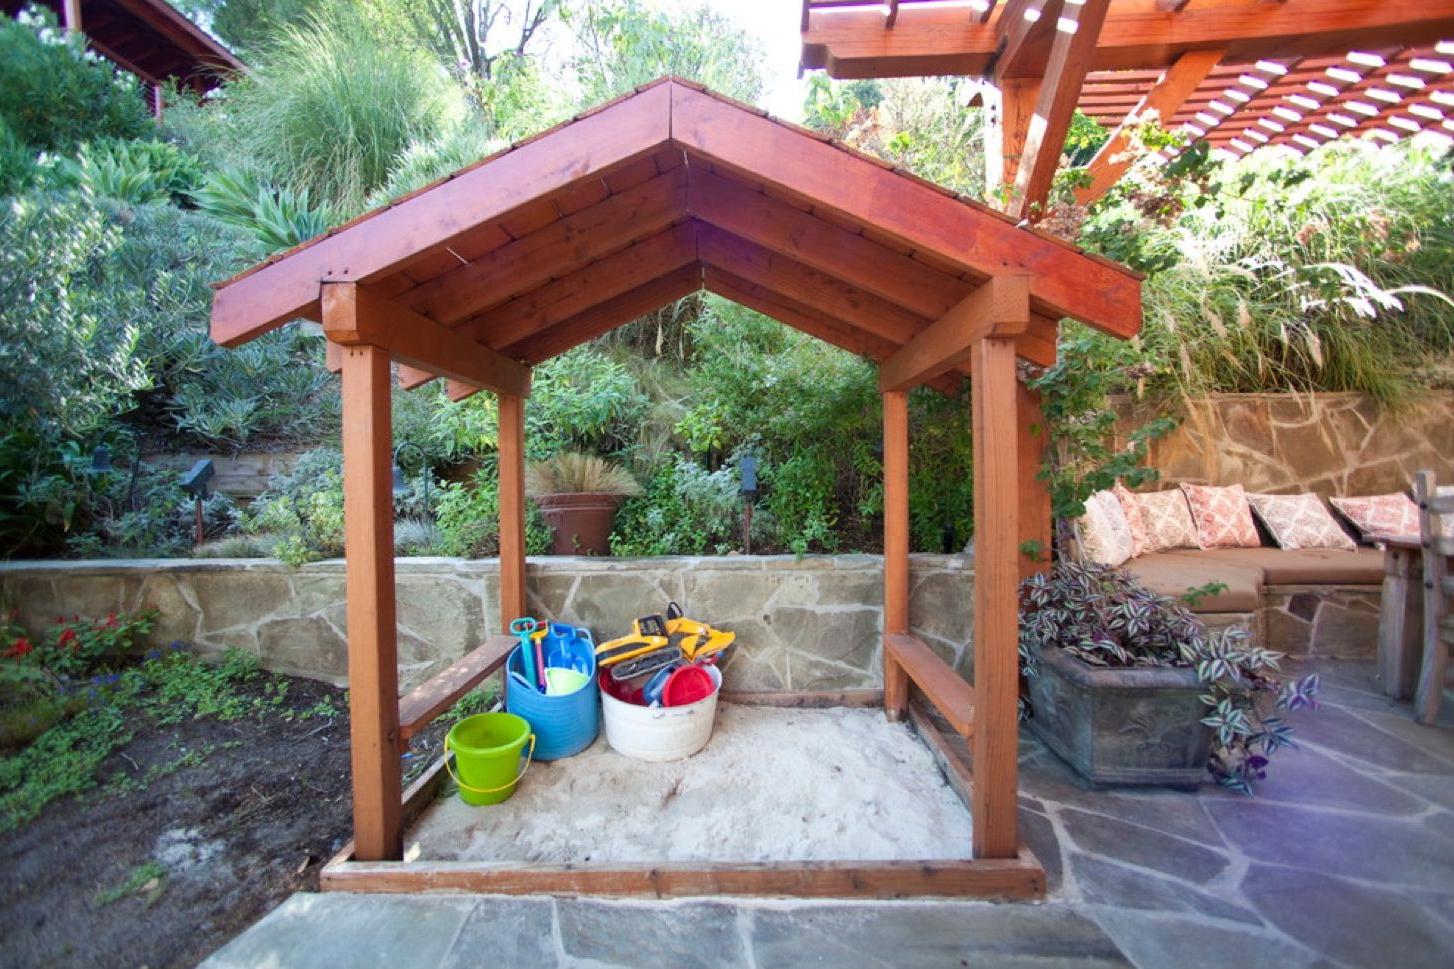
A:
0;675;446;969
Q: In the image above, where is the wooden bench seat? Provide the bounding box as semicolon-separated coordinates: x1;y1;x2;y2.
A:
884;633;975;739
397;634;516;744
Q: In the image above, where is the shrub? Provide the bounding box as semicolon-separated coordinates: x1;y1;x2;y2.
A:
0;6;148;161
243;448;346;565
53;138;206;206
206;8;466;214
610;457;746;556
525;453;640;497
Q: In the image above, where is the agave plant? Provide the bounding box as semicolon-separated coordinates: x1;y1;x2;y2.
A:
524;452;641;498
1019;560;1319;795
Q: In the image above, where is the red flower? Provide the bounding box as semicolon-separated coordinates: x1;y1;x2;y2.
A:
58;627;78;649
5;637;34;659
104;613;118;629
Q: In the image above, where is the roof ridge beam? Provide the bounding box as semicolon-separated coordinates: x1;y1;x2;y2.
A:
1075;48;1225;205
879;275;1032;392
321;283;531;398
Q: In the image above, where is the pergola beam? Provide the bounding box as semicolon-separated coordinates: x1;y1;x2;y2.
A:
801;2;1454;77
879;275;1031;392
995;1;1064;80
321;283;531;398
1075;48;1225;205
1009;0;1113;218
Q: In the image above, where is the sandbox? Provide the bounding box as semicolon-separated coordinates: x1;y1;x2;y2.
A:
404;705;973;865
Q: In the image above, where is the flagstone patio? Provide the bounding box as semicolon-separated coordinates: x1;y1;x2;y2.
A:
201;659;1454;969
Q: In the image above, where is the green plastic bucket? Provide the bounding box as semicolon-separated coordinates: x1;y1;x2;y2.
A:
444;712;534;806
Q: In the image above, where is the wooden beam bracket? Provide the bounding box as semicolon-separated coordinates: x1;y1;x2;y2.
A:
879;275;1031;392
321;282;531;398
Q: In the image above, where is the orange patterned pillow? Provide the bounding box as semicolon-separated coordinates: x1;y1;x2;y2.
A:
1125;488;1200;553
1329;494;1419;542
1180;483;1261;549
1247;493;1355;551
1112;481;1148;557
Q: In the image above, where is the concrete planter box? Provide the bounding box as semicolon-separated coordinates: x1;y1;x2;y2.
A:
1026;645;1212;789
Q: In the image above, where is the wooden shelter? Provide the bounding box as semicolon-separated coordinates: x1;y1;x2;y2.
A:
801;0;1454;215
210;77;1141;899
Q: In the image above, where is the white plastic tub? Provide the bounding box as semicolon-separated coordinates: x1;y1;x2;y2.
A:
600;668;721;762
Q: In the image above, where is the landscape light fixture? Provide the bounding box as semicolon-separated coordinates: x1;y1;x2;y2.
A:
179;459;215;547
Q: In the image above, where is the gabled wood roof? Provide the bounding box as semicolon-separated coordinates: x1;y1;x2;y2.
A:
212;78;1141;396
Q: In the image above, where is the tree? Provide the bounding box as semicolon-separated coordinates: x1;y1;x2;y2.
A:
568;0;766;106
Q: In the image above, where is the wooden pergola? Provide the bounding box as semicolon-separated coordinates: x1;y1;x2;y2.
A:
801;0;1454;216
211;78;1141;899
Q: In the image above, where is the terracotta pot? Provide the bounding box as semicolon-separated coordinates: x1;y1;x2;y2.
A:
532;492;625;556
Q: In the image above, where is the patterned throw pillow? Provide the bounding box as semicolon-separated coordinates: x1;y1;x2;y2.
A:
1180;483;1262;549
1247;493;1356;551
1112;481;1148;557
1074;490;1134;567
1329;494;1420;542
1126;488;1200;553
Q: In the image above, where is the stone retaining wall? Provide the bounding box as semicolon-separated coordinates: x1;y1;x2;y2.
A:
1112;391;1454;495
0;555;975;693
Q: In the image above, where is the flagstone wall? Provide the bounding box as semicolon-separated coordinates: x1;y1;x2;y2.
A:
0;555;974;693
1112;391;1454;496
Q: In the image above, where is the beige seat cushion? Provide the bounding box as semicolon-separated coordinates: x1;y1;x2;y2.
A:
1123;553;1265;612
1164;547;1384;585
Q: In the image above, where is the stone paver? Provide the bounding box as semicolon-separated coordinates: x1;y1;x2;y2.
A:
200;660;1454;969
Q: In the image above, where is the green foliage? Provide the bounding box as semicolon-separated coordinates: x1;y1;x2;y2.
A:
205;7;466;214
568;0;766;104
0;641;302;832
434;460;550;558
1027;325;1176;524
54;138;207;206
526;347;650;459
190;166;336;251
0;187;144;436
0;7;148;164
610;457;746;556
211;0;323;54
1082;139;1454;404
22;611;157;679
1020;561;1320;794
243;448;346;565
94;860;166;907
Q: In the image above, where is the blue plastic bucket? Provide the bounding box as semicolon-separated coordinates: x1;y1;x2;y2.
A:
505;641;599;761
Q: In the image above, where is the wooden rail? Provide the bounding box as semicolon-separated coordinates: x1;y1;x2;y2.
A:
397;634;516;744
884;633;976;739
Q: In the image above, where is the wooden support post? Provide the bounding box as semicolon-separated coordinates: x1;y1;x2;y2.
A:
1017;380;1052;580
63;0;81;32
971;336;1019;859
498;392;528;631
883;389;910;721
984;78;1041;207
339;343;402;862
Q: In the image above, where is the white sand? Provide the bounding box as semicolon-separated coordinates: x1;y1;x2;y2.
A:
405;704;973;864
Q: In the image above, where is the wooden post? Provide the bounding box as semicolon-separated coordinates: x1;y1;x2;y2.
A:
62;0;81;33
1017;380;1052;580
339;343;402;862
971;336;1019;859
1379;545;1422;700
498;391;528;630
984;79;1041;208
883;389;910;721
